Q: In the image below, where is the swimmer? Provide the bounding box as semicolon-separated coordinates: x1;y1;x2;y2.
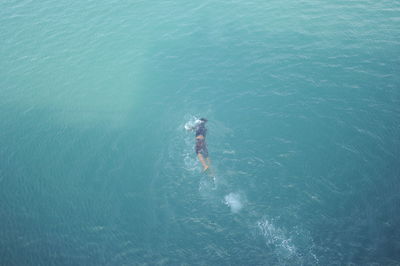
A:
188;118;210;172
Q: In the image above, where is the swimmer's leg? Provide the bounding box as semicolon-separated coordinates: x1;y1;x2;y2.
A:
206;157;211;167
197;153;209;171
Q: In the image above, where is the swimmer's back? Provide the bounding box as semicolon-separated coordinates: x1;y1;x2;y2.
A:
195;124;207;137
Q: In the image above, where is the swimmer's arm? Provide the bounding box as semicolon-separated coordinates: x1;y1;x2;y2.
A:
187;125;198;131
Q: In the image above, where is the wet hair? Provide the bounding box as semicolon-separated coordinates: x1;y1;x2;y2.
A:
199;118;208;123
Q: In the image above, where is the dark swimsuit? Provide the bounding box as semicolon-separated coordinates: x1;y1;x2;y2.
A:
195;124;208;158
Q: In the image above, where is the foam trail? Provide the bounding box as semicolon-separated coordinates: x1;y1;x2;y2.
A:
257;218;296;258
224;193;243;213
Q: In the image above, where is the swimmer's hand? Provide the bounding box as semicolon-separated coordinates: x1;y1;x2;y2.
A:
203;165;209;172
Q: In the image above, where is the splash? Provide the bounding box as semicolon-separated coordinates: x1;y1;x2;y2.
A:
224;193;243;213
182;115;201;172
184;116;201;131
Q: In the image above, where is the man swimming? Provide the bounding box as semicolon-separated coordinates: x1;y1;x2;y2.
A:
189;118;210;171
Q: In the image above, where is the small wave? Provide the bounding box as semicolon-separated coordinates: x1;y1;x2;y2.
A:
224;193;243;213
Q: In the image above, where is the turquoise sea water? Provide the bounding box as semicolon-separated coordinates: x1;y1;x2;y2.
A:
1;0;399;265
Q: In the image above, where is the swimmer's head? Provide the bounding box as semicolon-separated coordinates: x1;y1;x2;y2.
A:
199;118;208;123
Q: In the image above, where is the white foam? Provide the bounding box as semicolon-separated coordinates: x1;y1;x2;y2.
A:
224;193;243;213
